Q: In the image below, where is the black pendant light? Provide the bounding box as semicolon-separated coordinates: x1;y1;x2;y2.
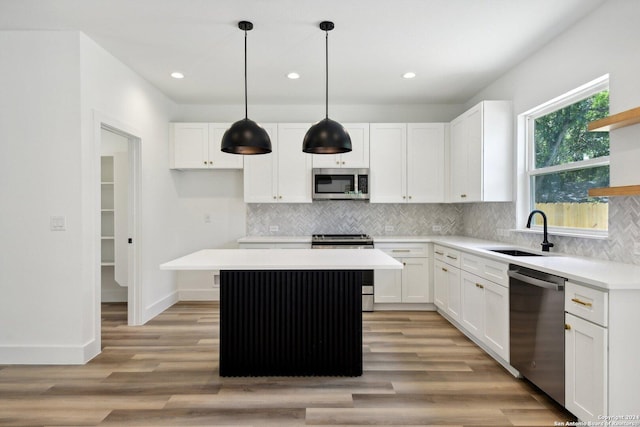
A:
221;21;272;155
302;21;352;154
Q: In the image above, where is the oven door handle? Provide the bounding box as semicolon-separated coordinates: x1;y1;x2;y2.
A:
508;270;564;291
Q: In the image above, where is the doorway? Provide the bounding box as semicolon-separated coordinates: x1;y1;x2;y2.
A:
96;117;141;327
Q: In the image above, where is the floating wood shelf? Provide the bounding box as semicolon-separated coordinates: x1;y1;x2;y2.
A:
588;106;640;132
588;185;640;197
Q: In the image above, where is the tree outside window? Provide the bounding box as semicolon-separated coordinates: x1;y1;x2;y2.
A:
527;84;610;232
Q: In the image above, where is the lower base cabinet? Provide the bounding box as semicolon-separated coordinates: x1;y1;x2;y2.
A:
565;313;607;421
482;279;509;360
433;246;462;321
374;243;431;304
461;271;509;361
435;249;509;364
375;257;429;303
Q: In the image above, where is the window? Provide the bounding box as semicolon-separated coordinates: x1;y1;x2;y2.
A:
524;76;609;235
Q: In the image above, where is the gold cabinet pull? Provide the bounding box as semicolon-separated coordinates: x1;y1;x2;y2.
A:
442;267;448;272
571;298;593;307
446;255;458;260
565;324;572;330
392;249;411;253
475;283;484;289
435;251;444;256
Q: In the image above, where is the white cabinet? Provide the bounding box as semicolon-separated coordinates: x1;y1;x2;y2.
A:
244;123;313;203
565;313;607;422
370;123;446;203
312;123;370;168
449;101;512;202
460;270;509;361
461;271;484;339
375;243;430;304
565;282;608;422
435;248;509;362
460;252;509;361
433;245;461;321
169;123;244;169
482;279;509;360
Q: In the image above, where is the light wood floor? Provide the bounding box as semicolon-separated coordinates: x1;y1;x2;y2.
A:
0;302;575;426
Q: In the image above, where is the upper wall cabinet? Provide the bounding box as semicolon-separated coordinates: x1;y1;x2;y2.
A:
244;123;313;203
449;101;513;202
312;123;370;168
370;123;447;203
169;123;244;170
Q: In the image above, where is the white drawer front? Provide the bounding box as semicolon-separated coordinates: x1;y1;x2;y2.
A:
434;245;460;268
461;253;508;287
565;281;608;327
482;258;508;287
376;243;429;258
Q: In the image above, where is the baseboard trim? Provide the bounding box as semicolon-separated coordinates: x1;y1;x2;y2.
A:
142;291;179;324
0;340;98;365
373;302;437;311
435;308;518;377
178;289;220;301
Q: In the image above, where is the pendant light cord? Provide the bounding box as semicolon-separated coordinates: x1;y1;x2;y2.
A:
325;29;329;119
244;28;248;120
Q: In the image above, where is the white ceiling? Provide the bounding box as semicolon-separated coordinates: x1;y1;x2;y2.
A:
0;0;607;105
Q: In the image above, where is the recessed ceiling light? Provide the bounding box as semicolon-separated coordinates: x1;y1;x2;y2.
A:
402;72;416;79
171;72;185;79
287;72;300;80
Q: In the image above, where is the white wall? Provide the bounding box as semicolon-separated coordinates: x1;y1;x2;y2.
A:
79;34;181;340
172;103;465;124
466;0;640;186
0;31;87;363
461;0;640;262
0;29;243;364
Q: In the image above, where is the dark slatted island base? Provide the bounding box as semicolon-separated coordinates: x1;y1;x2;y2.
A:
220;270;363;376
160;248;402;377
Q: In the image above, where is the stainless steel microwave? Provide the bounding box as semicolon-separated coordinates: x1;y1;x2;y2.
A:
312;168;369;200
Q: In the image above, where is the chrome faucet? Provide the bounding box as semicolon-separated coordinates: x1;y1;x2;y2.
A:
526;210;554;252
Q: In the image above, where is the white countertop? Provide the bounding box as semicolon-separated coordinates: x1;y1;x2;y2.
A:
160;248;403;271
428;236;640;291
237;235;640;290
237;236;311;244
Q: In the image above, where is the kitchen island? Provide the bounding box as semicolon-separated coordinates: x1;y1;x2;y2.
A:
161;249;402;376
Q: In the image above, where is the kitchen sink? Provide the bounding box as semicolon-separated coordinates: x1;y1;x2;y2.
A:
489;249;543;257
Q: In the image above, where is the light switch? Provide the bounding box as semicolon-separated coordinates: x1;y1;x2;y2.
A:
50;216;66;231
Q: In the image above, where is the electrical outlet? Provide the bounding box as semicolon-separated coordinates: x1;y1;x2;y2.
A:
385;225;394;232
432;225;442;232
50;216;66;231
269;225;279;232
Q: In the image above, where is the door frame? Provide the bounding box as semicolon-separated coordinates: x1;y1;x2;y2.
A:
94;112;142;328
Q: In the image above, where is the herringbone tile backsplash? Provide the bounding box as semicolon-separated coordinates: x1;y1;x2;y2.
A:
247;202;463;236
247;197;640;264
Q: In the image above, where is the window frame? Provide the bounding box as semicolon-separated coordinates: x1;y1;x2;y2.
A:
518;75;610;239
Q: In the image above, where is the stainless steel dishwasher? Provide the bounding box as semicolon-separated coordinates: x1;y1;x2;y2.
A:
508;264;567;405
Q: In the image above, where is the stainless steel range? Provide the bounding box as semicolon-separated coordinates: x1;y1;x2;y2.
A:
311;234;375;311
